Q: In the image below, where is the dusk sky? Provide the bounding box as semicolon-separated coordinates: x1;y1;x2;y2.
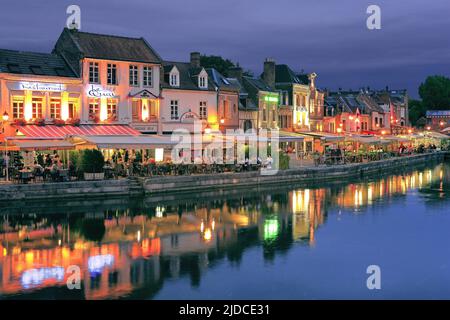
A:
1;0;449;98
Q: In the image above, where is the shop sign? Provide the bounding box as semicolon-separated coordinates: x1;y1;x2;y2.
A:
86;84;116;98
180;111;199;123
15;82;66;92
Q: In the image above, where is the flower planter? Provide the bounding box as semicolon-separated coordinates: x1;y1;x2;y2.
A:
84;172;105;180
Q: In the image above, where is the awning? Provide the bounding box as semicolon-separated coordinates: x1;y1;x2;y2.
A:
6;139;75;151
72;135;178;149
14;124;141;139
299;132;344;142
346;135;390;145
423;131;450;139
381;136;410;143
278;131;305;142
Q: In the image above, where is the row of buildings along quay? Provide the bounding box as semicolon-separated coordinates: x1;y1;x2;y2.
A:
0;27;411;168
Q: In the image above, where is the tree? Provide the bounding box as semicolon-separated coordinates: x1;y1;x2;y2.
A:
200;55;235;76
408;99;426;126
418;75;450;110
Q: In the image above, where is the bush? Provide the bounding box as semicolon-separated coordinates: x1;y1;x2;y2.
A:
279;152;290;170
79;149;104;173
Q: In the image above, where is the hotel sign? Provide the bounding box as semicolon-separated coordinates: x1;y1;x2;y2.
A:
15;82;66;92
86;84;116;98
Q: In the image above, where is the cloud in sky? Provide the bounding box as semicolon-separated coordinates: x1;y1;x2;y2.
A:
1;0;449;97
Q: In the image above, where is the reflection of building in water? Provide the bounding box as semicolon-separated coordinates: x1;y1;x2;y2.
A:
0;201;258;299
290;189;327;244
334;165;444;210
1;164;446;299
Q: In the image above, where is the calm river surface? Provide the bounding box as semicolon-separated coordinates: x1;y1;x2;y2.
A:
1;161;449;299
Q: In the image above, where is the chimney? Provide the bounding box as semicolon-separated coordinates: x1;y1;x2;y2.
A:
190;52;201;68
262;58;275;88
228;66;243;82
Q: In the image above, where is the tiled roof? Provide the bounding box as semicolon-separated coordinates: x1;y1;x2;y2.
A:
60;28;161;63
206;68;239;92
0;49;77;77
161;61;216;91
275;64;308;85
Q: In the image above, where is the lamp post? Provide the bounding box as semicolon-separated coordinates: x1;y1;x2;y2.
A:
1;111;9;182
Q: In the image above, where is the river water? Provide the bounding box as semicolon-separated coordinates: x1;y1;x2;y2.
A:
1;161;449;299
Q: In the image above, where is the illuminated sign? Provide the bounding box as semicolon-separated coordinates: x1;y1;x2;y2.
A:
264;96;279;103
18;82;66;92
87;84;116;98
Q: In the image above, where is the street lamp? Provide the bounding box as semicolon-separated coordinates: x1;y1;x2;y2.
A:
2;111;9;121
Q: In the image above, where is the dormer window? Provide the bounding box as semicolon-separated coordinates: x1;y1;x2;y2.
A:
169;68;179;87
198;69;208;89
199;76;207;89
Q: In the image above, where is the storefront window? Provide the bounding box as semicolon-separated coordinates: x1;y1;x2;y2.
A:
32;97;43;119
107;99;118;120
68;100;77;119
12;97;24;119
50;98;61;119
132;99;140;121
89;99;100;120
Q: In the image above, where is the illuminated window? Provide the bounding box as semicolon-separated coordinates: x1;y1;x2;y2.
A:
12;97;24;119
32;97;43;119
129;65;139;86
170;100;179;120
107;64;118;85
107;99;118;119
263;108;267;121
155;148;164;162
68;99;78;119
89;99;100;119
50;98;61;119
199;101;207;119
143;66;152;87
132;99;140;121
89;62;99;83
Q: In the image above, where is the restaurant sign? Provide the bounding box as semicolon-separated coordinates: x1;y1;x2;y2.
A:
13;82;66;92
180;111;199;123
86;84;116;98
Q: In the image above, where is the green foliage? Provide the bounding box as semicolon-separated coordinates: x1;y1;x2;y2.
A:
408;99;427;126
279;152;290;170
79;149;104;173
200;54;235;76
419;75;450;110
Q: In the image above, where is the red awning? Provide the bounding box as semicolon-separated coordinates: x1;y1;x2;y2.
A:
14;125;141;138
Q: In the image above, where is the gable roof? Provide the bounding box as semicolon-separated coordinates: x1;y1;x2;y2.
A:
206;68;239;93
0;49;77;78
275;64;308;85
56;28;162;64
161;61;216;91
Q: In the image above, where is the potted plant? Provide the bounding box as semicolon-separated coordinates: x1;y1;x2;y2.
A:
13;118;27;126
33;118;46;126
79;149;105;180
67;118;81;126
54;119;66;127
